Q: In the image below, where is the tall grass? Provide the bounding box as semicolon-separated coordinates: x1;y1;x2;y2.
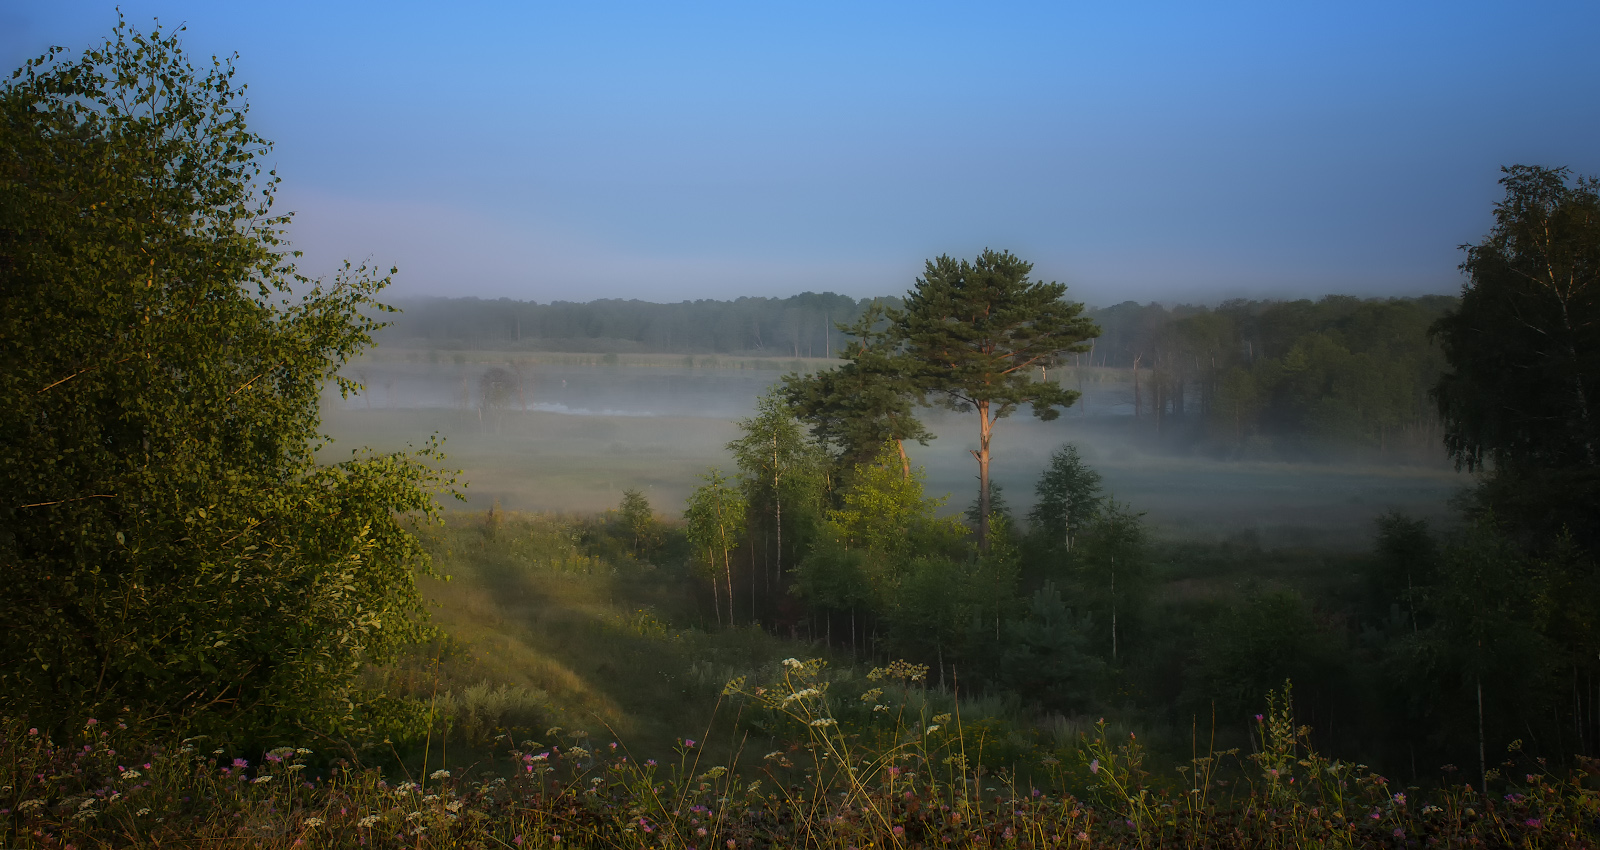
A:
5;675;1596;848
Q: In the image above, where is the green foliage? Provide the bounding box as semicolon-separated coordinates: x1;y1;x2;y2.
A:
1434;165;1600;473
995;582;1104;714
615;488;660;559
1434;165;1600;553
781;301;932;469
683;469;748;626
1191;590;1340;718
0;21;451;739
797;443;967;618
1070;501;1151;662
895;249;1099;549
726;388;830;576
1026;443;1104;557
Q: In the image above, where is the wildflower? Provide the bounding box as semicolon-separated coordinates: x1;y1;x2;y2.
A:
87;718;98;726
296;748;313;755
28;728;37;736
697;827;708;836
727;841;737;849
1393;828;1406;838
764;751;784;760
811;719;837;728
19;800;44;811
782;658;802;668
513;836;524;846
893;826;905;837
646;759;658;766
445;801;463;813
1525;818;1542;828
120;769;141;780
1077;831;1089;841
932;713;952;725
136;808;151;816
924;724;939;734
1394;792;1406;806
684;739;697;748
1089;759;1100;775
1255;714;1264;723
287;764;305;771
358;815;380;828
252;775;273;784
233;758;249;769
429;769;450;780
304;817;325;828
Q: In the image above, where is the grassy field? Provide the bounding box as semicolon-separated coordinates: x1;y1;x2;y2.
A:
321;356;1466;549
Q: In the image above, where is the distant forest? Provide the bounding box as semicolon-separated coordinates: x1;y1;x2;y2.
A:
383;292;1458;459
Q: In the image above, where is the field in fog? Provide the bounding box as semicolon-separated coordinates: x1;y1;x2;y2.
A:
322;351;1467;548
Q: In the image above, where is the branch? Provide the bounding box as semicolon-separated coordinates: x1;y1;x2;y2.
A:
36;357;135;394
18;494;118;509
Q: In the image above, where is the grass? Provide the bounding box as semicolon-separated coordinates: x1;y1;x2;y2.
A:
7;510;1599;847
6;678;1597;848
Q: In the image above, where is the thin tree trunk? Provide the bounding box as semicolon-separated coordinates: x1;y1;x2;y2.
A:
897;439;910;480
1478;673;1488;796
1110;561;1118;662
723;543;735;627
974;401;993;552
1133;354;1142;419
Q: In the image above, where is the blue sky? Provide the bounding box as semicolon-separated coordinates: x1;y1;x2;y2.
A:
4;1;1598;305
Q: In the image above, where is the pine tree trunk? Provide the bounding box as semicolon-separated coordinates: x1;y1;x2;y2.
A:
975;401;993;552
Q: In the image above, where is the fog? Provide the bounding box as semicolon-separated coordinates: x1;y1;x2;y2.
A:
322;353;1465;549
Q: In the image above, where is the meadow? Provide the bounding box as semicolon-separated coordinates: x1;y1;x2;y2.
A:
322;352;1465;548
6;508;1596;848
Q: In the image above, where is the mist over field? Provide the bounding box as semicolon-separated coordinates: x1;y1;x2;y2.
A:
323;349;1464;548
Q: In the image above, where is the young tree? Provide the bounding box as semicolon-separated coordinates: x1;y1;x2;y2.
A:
617;488;659;559
684;469;747;627
727;389;829;597
895;250;1099;550
0;21;453;737
1073;501;1150;662
782;301;932;476
1027;443;1104;554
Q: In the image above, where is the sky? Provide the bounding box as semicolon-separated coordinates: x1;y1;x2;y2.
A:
4;1;1598;306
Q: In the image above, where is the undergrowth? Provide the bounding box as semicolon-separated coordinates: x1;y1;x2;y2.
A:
5;676;1597;848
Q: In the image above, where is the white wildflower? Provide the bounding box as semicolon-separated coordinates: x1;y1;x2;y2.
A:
809;718;837;727
136;807;151;816
18;799;45;811
429;769;450;780
445;801;464;813
304;817;325;828
295;748;313;755
358;815;381;828
287;764;305;771
252;775;273;784
925;725;940;734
